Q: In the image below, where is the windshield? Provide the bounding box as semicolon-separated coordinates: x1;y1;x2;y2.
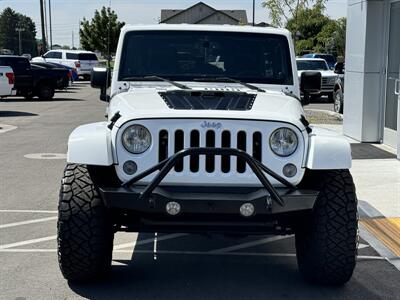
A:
119;30;293;85
66;53;98;61
296;60;329;71
315;54;335;64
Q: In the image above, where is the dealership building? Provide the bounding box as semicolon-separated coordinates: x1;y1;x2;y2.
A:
344;0;400;159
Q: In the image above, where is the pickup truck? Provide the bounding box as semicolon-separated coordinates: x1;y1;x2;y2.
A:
0;55;69;100
0;66;15;97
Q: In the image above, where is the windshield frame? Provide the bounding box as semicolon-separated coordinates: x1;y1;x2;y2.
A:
118;30;294;85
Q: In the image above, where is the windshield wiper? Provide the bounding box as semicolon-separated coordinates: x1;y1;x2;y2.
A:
121;75;191;90
193;76;265;93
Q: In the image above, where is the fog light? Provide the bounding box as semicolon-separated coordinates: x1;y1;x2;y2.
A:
283;163;297;178
240;203;255;217
123;160;137;175
166;201;181;216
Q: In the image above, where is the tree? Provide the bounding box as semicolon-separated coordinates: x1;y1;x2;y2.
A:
0;7;37;55
317;17;346;57
286;3;330;54
79;7;125;55
262;0;326;28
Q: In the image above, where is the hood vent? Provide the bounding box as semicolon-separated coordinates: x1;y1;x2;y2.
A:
159;91;256;111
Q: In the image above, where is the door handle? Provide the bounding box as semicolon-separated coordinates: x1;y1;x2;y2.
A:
395;79;400;96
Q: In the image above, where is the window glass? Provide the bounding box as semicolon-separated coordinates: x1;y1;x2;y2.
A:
53;52;62;59
119;30;293;85
78;53;98;61
66;53;79;60
296;60;329;71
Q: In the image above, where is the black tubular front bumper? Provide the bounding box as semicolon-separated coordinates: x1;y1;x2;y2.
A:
99;148;319;219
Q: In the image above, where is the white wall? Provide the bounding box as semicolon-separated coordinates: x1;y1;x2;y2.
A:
344;0;386;142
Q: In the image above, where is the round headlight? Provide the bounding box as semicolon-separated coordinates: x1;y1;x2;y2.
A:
269;128;298;157
122;125;151;154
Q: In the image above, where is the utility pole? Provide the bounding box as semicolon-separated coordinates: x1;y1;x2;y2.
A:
48;0;53;49
16;28;25;55
39;0;47;53
252;0;255;26
72;31;74;49
44;0;48;46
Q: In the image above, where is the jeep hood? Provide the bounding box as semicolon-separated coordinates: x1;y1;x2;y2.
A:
110;87;307;131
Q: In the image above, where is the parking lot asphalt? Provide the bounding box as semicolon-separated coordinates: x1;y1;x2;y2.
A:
1;84;399;300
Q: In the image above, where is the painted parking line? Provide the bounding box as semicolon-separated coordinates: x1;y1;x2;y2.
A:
0;210;57;213
0;124;17;134
0;216;57;229
0;235;56;250
113;233;187;250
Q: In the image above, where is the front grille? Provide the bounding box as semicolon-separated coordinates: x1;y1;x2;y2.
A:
158;129;263;173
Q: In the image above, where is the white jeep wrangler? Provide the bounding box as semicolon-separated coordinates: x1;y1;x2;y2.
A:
57;25;357;285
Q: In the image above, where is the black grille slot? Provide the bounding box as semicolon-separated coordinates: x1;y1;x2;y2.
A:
190;130;200;172
237;131;246;173
174;130;184;172
159;91;256;111
158;130;168;162
253;132;262;162
221;131;231;173
206;130;215;173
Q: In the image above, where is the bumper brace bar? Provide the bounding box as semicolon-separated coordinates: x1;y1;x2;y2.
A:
121;147;297;208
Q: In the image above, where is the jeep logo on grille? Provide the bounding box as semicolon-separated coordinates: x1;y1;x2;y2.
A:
201;121;222;130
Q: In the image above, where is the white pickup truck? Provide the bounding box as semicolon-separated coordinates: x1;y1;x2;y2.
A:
0;66;15;97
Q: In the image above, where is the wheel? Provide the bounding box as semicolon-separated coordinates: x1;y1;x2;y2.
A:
57;164;114;282
295;170;358;285
21;91;33;100
334;89;344;114
37;84;55;100
310;94;320;102
83;75;91;81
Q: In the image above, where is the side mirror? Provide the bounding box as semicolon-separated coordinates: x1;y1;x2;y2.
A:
300;71;322;105
334;62;344;74
91;67;111;102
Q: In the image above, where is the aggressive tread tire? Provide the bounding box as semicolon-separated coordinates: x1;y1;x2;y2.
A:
57;164;113;282
295;169;358;285
37;84;54;100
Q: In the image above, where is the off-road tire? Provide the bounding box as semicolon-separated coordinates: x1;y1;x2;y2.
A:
37;84;54;100
295;170;358;285
334;89;344;114
57;164;114;282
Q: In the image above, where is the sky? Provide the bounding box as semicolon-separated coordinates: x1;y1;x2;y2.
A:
0;0;348;47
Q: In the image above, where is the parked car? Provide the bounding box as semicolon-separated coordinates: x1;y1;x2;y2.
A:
333;62;345;113
0;66;15;97
57;24;357;286
49;62;79;82
297;58;336;102
0;55;69;100
31;62;71;89
302;53;336;70
32;50;99;80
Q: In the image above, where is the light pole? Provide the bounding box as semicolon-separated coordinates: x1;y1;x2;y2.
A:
16;27;25;55
48;0;53;49
39;0;47;53
252;0;255;26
